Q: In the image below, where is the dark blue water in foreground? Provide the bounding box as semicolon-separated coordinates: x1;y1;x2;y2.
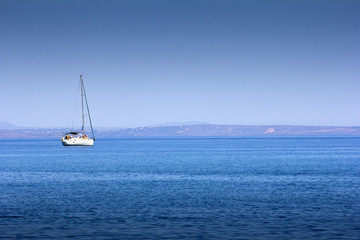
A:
1;138;359;239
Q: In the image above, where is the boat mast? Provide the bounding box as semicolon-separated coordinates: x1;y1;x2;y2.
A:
80;74;85;134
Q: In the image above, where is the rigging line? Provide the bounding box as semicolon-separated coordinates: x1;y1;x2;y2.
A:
82;80;95;140
73;82;81;131
68;79;81;131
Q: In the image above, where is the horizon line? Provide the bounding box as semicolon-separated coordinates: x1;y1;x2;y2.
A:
2;123;360;130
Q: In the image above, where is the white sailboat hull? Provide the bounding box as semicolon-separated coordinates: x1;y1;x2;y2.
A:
61;138;94;146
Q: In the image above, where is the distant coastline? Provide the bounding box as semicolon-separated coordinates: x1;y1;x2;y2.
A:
1;124;360;139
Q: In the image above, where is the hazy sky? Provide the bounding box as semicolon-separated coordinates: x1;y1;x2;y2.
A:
1;0;360;128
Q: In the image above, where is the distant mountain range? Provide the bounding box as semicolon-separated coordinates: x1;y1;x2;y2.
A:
151;121;210;127
0;121;18;129
1;124;360;139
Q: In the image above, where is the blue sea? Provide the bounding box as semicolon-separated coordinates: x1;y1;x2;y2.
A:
1;137;359;239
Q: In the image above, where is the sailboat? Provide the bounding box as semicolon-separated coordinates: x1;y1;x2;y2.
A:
61;75;95;146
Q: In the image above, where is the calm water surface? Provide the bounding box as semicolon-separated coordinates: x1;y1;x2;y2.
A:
0;138;359;239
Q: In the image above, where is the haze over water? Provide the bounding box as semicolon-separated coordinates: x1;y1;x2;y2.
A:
1;138;359;239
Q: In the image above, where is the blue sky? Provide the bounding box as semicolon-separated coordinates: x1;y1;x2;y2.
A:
1;0;360;128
